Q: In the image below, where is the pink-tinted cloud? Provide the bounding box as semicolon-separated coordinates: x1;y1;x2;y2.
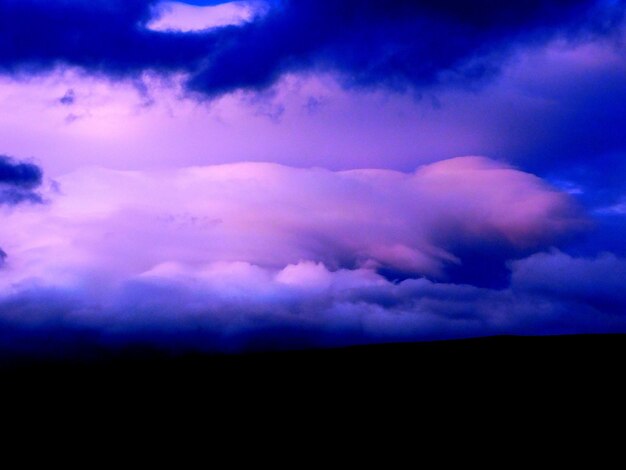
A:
0;155;596;354
0;156;582;289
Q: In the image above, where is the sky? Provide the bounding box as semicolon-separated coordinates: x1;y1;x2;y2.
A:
0;0;625;355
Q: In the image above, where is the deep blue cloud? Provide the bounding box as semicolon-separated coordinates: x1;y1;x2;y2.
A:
488;52;626;210
0;0;213;76
0;0;622;95
0;155;44;265
0;155;42;188
189;0;624;95
0;155;43;204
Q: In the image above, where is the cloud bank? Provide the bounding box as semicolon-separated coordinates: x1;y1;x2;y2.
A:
0;156;582;282
2;250;625;355
0;156;608;355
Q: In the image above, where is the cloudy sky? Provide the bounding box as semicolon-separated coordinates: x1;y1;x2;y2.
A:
1;0;625;355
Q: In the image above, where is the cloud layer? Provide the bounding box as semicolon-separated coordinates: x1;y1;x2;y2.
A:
0;156;605;354
2;249;625;355
0;157;582;282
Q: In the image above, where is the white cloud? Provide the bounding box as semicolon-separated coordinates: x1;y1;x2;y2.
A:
148;1;266;32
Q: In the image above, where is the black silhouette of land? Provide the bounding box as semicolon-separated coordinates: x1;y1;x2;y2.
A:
3;334;620;452
2;334;624;412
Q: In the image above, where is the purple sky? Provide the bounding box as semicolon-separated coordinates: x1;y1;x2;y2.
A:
0;0;625;354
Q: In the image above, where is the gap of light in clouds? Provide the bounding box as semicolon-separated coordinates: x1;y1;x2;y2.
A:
147;1;267;32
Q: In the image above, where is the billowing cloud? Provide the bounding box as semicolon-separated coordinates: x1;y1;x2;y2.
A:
1;250;624;356
0;156;604;355
0;156;582;284
0;0;622;97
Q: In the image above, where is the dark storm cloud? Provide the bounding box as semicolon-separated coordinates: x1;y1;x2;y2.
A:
0;155;44;204
0;0;213;76
187;0;623;96
0;0;623;95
